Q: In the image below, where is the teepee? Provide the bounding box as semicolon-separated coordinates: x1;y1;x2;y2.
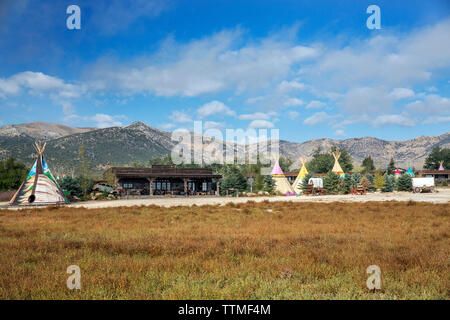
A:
406;167;415;177
292;159;308;194
270;159;295;195
9;141;68;206
331;151;345;178
438;161;445;171
394;168;401;179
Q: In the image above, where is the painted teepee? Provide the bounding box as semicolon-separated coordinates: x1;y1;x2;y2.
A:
438;161;445;171
9;141;68;206
394;168;401;179
270;159;295;195
292;159;308;194
331;151;345;178
406;167;415;177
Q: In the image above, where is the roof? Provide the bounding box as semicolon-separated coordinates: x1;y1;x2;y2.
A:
270;160;284;176
107;166;222;179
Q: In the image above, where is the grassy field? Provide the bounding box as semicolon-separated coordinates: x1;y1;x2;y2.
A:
0;201;448;299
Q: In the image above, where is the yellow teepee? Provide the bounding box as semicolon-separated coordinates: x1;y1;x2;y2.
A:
292;159;308;194
332;151;345;178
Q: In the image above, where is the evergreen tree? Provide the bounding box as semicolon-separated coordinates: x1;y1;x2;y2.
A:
424;146;450;170
323;172;340;194
263;175;275;193
254;173;264;192
301;173;313;192
373;172;386;190
221;166;248;195
279;157;293;173
383;175;395;192
361;156;375;173
386;157;396;175
397;174;412;191
350;172;362;187
0;158;28;191
339;175;352;194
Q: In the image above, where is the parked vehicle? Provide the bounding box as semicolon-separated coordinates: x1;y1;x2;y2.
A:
412;177;435;193
93;183;117;195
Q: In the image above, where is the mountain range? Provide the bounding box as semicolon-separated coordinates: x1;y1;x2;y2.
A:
0;121;449;175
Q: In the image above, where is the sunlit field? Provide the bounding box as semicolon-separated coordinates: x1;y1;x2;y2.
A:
0;201;448;299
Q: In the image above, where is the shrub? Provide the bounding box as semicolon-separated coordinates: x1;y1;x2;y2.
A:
350;172;362;187
397;174;412;191
301;173;313;192
323;172;340;194
383;175;395;192
373;172;386;190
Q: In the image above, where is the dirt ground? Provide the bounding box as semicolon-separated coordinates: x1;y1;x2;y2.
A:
1;188;449;209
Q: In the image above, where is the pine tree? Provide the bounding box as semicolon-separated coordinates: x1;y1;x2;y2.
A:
397;174;412;191
360;176;371;191
254;173;264;192
323;172;340;194
383;174;395;192
350;172;362;187
301;173;313;192
387;157;396;175
339;175;352;194
263;175;275;193
373;172;386;190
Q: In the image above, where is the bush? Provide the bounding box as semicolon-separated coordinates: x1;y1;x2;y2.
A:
323;172;340;194
350;172;362;187
383;175;395;192
263;175;275;193
360;176;371;190
0;158;28;191
301;173;313;193
373;172;386;190
339;175;352;194
442;180;448;187
58;176;94;198
397;174;412;191
221;166;248;195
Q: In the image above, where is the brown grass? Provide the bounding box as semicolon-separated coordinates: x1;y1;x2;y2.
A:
0;201;448;299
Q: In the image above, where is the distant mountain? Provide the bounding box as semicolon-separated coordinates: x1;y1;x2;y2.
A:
0;121;95;140
0;121;449;174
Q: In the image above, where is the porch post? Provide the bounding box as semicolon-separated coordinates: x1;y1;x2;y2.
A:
183;178;188;194
147;178;154;196
216;179;220;196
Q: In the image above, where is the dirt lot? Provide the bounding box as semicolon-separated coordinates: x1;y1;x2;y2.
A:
1;188;448;210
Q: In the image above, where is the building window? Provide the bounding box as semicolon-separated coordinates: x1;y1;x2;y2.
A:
123;183;133;189
202;182;207;191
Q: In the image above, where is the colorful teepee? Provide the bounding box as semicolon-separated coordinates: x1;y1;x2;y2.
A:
394;168;401;179
9;141;68;206
331;151;345;178
292;159;308;194
438;161;445;171
406;167;415;177
270;159;295;195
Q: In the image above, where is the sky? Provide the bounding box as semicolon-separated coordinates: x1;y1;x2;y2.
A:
0;0;449;143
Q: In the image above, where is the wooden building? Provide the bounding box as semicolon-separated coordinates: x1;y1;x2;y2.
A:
417;170;450;184
104;165;222;196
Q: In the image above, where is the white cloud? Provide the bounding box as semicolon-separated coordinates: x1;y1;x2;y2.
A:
204;121;226;130
283;98;304;107
334;129;346;137
306;100;326;109
248;119;274;129
339;87;393;113
389;88;415;100
277;80;307;92
371;114;417;127
288;111;299;119
64;113;126;128
304;112;335;125
406;94;450;115
423;116;450;124
197;100;236;118
88;28;319;97
238;112;271;120
169;110;192;123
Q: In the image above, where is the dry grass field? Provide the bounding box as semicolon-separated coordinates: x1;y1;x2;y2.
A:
0;201;448;299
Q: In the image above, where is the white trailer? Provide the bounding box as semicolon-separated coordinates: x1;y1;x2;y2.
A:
412;177;435;193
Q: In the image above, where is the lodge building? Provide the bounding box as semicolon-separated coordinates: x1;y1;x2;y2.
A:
104;165;222;196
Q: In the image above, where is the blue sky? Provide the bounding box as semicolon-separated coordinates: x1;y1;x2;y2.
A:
0;0;449;142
